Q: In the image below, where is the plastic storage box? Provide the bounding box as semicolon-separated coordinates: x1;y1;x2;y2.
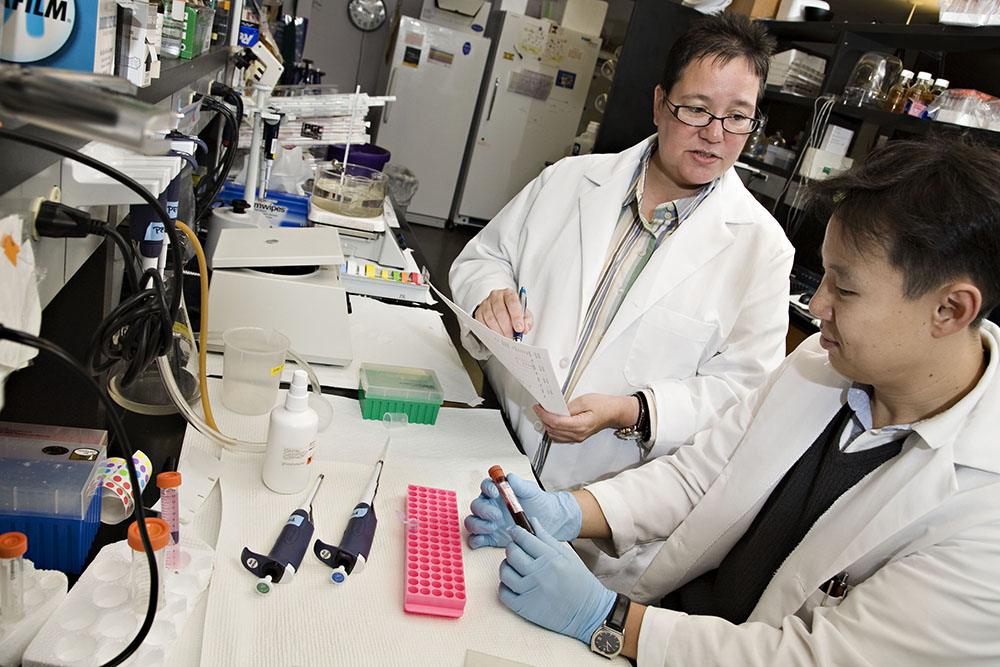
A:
358;364;444;425
0;422;107;573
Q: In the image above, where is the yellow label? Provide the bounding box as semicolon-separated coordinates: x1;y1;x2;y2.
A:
172;321;193;341
271;363;284;376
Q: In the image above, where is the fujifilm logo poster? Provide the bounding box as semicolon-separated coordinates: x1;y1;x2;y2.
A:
2;0;77;61
1;0;117;74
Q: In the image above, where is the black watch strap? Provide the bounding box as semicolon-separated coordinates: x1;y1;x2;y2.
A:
635;391;651;441
606;592;631;632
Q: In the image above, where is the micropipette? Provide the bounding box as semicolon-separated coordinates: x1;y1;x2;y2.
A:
241;474;325;595
313;438;386;583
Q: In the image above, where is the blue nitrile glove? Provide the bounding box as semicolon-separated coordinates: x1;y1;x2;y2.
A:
464;473;582;548
498;519;616;644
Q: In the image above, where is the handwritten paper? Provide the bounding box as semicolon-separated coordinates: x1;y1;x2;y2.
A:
431;284;569;416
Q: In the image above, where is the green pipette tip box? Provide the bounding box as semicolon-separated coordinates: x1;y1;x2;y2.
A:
358;363;444;425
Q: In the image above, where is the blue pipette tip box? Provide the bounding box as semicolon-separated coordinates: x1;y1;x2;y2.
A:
358;363;444;425
0;422;108;573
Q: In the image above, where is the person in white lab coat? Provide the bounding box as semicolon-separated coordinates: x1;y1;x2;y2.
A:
464;135;1000;664
449;14;793;495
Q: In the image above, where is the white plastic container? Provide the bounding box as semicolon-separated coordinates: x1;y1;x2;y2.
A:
572;121;600;156
262;370;319;494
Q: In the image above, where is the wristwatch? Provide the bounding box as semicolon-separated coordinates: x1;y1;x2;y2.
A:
591;592;630;659
614;392;650;442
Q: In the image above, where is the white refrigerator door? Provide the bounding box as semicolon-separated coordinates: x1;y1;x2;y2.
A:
456;13;601;223
375;17;490;225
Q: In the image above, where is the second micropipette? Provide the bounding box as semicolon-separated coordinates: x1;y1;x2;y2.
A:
313;437;387;583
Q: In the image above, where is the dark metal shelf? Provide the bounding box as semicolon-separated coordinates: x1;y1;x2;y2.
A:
0;48;232;195
137;46;231;105
738;154;794;178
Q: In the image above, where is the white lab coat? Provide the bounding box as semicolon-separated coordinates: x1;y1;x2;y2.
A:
587;328;1000;666
449;137;794;492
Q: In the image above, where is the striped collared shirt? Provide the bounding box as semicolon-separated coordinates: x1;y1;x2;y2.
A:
533;139;719;476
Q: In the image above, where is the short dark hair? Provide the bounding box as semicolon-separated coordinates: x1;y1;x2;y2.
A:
808;135;1000;326
659;13;775;103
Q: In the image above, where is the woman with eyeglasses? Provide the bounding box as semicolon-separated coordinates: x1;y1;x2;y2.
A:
449;13;793;595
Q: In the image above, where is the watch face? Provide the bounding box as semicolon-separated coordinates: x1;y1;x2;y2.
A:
348;0;387;31
593;629;622;656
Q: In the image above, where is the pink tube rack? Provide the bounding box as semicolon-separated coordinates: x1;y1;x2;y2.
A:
403;484;466;617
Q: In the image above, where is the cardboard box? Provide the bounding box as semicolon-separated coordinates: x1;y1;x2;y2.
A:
118;0;161;86
1;0;117;74
726;0;780;18
819;125;854;157
543;0;607;36
180;5;213;59
419;0;491;34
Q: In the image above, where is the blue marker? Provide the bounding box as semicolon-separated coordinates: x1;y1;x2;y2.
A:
514;287;528;342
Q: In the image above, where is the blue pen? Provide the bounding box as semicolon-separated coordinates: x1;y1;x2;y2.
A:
514;287;527;342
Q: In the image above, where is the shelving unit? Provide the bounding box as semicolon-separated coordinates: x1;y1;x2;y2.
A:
0;47;232;197
597;2;1000;157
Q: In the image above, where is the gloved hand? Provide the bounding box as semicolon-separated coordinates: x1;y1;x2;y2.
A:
498;519;616;644
464;473;582;548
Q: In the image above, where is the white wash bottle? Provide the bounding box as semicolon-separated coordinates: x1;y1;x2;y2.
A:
263;370;318;493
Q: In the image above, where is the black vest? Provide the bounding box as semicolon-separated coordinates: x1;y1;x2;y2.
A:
660;403;903;623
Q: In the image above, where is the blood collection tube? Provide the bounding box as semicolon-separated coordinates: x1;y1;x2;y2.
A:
157;471;182;569
0;532;27;622
128;518;170;612
488;465;535;535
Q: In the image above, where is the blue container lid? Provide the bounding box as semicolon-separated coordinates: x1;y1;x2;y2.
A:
326;144;392;172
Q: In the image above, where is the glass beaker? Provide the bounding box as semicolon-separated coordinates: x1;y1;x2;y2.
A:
108;289;201;415
843;52;902;108
310;162;387;218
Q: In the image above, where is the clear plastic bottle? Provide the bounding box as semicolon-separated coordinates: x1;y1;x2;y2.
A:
128;518;170;612
885;69;914;113
262;370;319;494
0;532;27;622
571;121;600;156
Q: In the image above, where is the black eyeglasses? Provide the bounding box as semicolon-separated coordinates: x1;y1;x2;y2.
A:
664;99;765;135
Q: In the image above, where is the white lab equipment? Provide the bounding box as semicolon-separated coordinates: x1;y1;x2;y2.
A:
373;16;491;228
453;11;602;226
207;226;354;367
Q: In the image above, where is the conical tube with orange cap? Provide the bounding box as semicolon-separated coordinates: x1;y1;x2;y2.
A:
129;518;171;612
0;532;28;622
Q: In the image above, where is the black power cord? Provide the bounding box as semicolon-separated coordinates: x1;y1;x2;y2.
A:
0;128;183;389
0;325;159;667
194;95;239;223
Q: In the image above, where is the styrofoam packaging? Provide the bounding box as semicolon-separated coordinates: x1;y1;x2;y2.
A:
0;562;67;667
0;0;117;74
22;534;214;667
